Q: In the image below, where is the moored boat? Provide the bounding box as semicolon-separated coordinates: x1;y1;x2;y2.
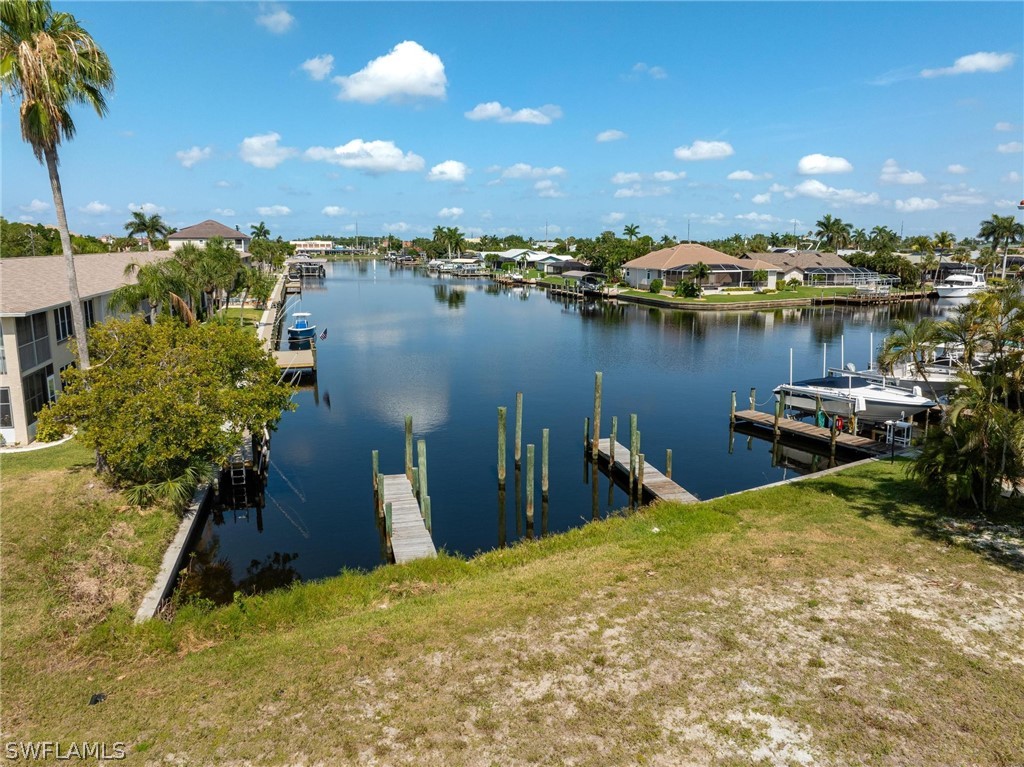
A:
774;371;936;424
935;270;987;298
286;312;316;339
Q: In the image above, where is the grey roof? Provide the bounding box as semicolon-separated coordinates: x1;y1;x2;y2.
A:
168;219;249;241
0;252;167;316
742;250;851;270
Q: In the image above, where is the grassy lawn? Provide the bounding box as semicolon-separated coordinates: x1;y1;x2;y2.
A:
220;307;264;329
1;443;1021;765
622;286;861;305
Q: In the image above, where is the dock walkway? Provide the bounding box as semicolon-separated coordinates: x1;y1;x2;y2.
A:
732;409;888;455
380;474;437;564
595;438;699;503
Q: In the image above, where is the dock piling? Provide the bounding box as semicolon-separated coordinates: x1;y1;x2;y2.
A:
417;439;428;501
497;406;507;485
526;444;535;537
666;448;673;479
405;416;413;480
730;390;737;424
592;371;602;459
515;392;523;466
541;428;549;497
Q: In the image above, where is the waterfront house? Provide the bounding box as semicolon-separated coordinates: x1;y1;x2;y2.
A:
622;244;778;290
738;250;877;286
0;252;165;446
168;219;251;253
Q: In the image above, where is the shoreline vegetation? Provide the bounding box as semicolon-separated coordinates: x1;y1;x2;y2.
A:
1;439;1021;764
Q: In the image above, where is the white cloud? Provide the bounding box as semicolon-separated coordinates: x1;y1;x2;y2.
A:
941;192;986;205
879;158;926;185
752;192;771;205
427;160;468;182
947;164;969;174
465;101;562;125
631;62;667;79
921;51;1016;78
603;212;625;225
997;141;1023;154
535;180;565;198
302;54;334;81
500;163;566;180
613;185;670;199
995;121;1014;132
894;197;940;212
305;139;425;173
334;41;446;103
653;170;685;181
611;171;642;185
215;180;233;188
20;198;49;213
213;208;235;217
240;132;297;169
383;221;411;233
674;140;734;161
128;202;166;214
1004;171;1022;183
792;179;879;205
768;183;788;193
438;207;463;219
797;153;853;175
322;206;350;217
735;212;777;224
256;205;291;216
255;3;294;34
727;170;772;181
596;129;627;143
702;213;727;225
176;145;212;168
80;201;110;215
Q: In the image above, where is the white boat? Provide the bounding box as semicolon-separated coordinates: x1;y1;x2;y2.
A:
286;312;316;339
774;372;936;424
935;270;987;298
833;355;977;398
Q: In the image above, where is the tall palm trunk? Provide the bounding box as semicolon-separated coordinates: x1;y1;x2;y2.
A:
46;145;91;369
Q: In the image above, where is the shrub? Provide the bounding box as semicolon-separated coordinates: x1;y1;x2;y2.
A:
648;278;664;293
674;281;702;298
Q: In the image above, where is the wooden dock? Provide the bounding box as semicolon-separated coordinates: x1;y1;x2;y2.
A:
732;409;888;455
595;438;699;503
272;347;316;373
380;474;437;564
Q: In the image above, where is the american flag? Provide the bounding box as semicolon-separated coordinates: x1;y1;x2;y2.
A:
319;328;328;341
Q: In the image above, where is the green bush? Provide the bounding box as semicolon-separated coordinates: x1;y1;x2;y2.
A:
648;278;664;293
674;281;702;298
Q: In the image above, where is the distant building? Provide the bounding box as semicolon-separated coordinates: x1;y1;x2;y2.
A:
0;252;167;446
739;250;874;285
622;244;778;290
168;220;250;252
289;240;334;256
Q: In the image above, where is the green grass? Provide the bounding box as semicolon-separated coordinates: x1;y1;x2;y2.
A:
2;443;1022;765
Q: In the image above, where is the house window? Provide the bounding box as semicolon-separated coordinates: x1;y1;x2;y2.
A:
82;299;96;328
0;388;11;427
15;312;51;371
22;364;54;425
54;305;74;343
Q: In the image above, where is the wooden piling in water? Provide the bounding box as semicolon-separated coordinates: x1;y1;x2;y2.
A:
515;392;523;465
526;444;535;535
372;450;379;488
638;454;645;502
541;428;549;496
584;417;590;448
610;416;617;464
405;416;413;480
730;390;737;424
829;416;838;460
592;371;602;459
629;414;638;502
422;495;432;534
417;439;428;502
385;501;393;539
377;472;385;517
412;467;420;500
497;406;507;485
749;387;756;412
666;448;673;479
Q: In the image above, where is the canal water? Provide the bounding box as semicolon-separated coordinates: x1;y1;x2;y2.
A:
182;261;946;602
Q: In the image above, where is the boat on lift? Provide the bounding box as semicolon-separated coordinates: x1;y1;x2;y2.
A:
286;312;316;339
774;371;936;424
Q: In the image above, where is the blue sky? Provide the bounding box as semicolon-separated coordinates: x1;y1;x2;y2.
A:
3;1;1023;243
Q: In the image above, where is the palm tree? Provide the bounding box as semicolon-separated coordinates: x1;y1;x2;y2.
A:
2;0;114;368
877;318;943;402
933;230;956;252
623;224;640;242
851;228;869;251
689;261;711;291
124;211;168;251
813;214;852;252
978;213;1024;279
250;221;270;240
869;225;899;254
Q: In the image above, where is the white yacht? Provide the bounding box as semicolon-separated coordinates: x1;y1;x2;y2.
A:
774;372;936;424
935;270;987;298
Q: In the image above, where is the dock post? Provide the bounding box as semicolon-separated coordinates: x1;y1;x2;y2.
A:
497;406;507;485
749;387;756;412
412;467;420;500
422;495;432;534
377;473;386;518
773;396;781;437
584;417;590;449
515;391;523;466
541;428;549;497
851;411;859;435
385;501;393;540
526;444;535;537
637;453;645;504
417;439;428;502
405;416;413;480
829;417;837;461
666;448;673;479
610;416;617;465
372;450;379;489
730;390;737;424
592;371;602;459
629;414;638;501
